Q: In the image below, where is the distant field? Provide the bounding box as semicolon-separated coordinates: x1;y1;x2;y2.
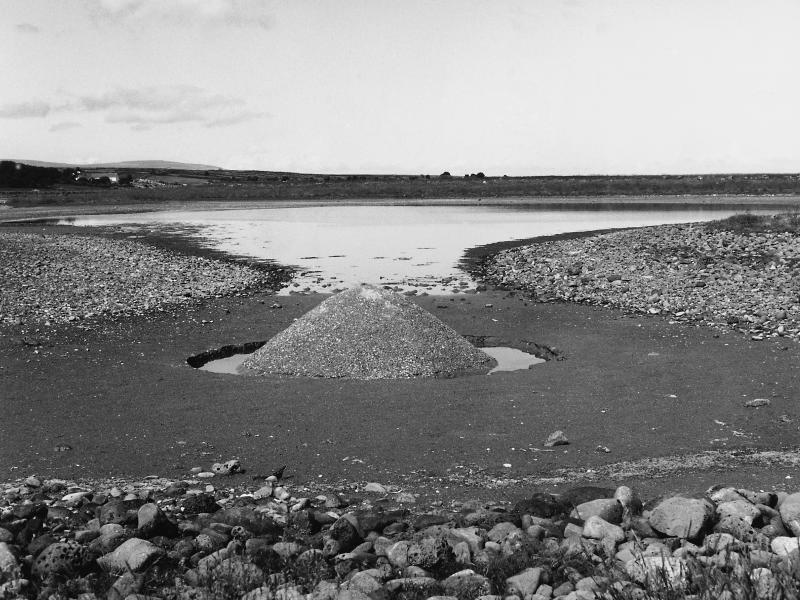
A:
3;169;800;207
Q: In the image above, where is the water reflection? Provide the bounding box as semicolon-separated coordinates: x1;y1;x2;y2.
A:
59;204;778;294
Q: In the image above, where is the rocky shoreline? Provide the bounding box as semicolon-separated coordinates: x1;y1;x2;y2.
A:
3;472;800;599
480;220;800;343
0;231;283;327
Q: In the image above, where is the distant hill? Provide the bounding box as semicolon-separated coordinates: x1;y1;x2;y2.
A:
8;159;221;171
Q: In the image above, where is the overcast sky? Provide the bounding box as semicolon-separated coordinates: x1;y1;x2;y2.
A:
2;1;799;175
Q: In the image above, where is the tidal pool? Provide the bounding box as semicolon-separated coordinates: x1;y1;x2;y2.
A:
58;204;778;294
196;345;544;376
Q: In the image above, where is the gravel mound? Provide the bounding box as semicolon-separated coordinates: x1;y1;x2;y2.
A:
0;231;266;325
242;285;494;379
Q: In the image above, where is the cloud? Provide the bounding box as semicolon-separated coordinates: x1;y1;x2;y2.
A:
205;110;268;128
15;23;40;33
0;101;51;118
49;121;83;132
77;85;244;113
0;85;264;129
91;0;273;29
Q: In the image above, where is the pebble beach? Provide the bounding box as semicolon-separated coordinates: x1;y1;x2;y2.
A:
481;219;800;343
0;231;272;326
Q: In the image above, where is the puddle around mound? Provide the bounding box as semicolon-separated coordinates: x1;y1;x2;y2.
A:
190;345;544;376
482;347;545;374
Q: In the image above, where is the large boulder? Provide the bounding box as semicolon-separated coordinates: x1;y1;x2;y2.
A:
649;497;714;539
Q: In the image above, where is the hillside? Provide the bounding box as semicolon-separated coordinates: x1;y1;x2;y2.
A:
7;159;220;170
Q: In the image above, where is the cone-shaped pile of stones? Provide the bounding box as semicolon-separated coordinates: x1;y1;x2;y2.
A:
242;285;495;379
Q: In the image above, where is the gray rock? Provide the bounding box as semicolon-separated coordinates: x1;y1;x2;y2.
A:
386;541;411;569
97;538;164;573
407;536;443;568
344;571;381;595
779;492;800;536
211;459;241;475
649;497;713;539
625;556;688;589
443;571;491;596
137;503;177;538
106;572;143;600
571;499;623;523
33;541;90;580
544;430;569;447
384;577;438;593
486;522;522;543
582;515;624;544
505;567;542;597
771;536;800;556
0;542;19;579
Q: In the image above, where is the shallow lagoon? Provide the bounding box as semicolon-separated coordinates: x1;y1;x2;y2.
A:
61;204;778;294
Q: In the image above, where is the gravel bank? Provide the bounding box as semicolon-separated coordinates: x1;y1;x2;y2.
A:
4;473;800;599
482;223;800;342
0;232;270;325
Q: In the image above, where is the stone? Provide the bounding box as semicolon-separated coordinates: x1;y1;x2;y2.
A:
211;507;282;537
0;542;19;579
97;538;164;573
328;515;362;553
505;567;542;597
33;541;91;579
751;567;779;599
384;577;438;593
544;430;569;447
98;500;136;525
407;537;443;568
137;503;177;538
272;541;303;559
211;459;241;475
745;398;771;407
649;497;713;539
571;499;623;523
344;571;381;595
443;572;491;596
335;591;372;600
625;556;688;589
779;492;800;536
181;493;220;515
386;541;411;569
582;515;625;544
771;536;800;557
363;483;387;493
106;572;143;600
487;522;522;543
715;500;761;539
445;527;484;554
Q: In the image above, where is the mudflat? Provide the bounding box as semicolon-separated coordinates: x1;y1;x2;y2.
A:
2;220;799;500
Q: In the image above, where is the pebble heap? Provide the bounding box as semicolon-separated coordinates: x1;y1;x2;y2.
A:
483;224;800;341
3;474;800;599
242;286;495;379
0;232;268;325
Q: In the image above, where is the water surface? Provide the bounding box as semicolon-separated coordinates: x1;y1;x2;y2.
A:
60;204;777;294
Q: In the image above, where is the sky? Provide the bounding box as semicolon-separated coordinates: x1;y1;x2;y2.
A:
2;0;799;175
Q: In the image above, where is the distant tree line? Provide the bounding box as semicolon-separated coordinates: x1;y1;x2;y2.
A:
0;161;74;188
